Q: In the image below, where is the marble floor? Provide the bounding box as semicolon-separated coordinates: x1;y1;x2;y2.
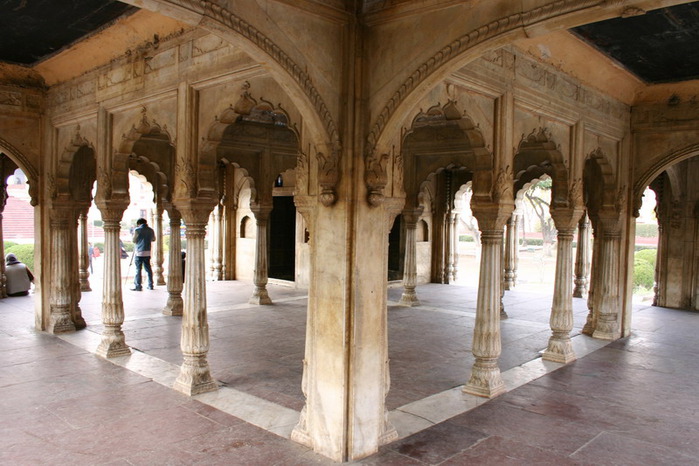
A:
1;279;697;464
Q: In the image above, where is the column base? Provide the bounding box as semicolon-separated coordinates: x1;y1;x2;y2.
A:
163;295;184;316
379;415;399;445
96;331;131;358
80;283;92;292
290;406;312;448
48;308;76;334
73;314;87;330
173;355;218;396
542;335;576;363
249;287;273;305
398;289;420;307
592;315;619;340
463;358;506;398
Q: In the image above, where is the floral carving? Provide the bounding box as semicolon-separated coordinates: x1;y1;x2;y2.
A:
316;149;340;207
493;165;513;203
366;151;390;207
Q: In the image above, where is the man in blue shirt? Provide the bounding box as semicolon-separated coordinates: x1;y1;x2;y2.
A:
131;217;155;291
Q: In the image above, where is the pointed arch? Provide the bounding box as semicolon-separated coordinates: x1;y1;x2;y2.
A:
633;142;699;206
55;127;96;205
402;101;492;211
0;137;38;205
513;128;569;207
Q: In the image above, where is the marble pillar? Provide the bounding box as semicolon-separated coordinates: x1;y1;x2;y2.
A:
0;210;6;299
446;212;458;282
78;210;91;292
173;203;218;396
504;214;517;290
543;227;577;363
249;205;272;305
70;218;86;330
653;224;663;306
399;210;421;306
573;214;590;298
164;211;184;316
593;228;621;340
96;209;130;358
464;229;506;398
582;229;600;336
152;207;166;286
48;208;76;334
211;205;223;281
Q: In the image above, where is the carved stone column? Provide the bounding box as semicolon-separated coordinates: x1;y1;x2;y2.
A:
210;204;223;280
78;210;91;292
399;209;422;306
464;228;507;398
543;226;577;363
504;214;517;290
48;207;76;334
592;227;622;340
512;212;520;286
573;213;590;298
173;200;218;396
653;224;664;306
152;207;166;286
582;228;600;335
0;211;6;299
222;201;237;280
249;205;273;305
449;211;459;281
164;210;184;316
70;215;86;330
95;205;130;357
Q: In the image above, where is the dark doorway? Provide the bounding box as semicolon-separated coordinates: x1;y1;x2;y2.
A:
388;216;403;281
269;196;296;281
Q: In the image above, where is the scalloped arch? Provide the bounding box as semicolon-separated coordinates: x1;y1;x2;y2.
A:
633;142;699;201
0;136;39;205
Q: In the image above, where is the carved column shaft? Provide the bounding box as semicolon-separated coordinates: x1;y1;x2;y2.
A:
449;212;459;281
399;212;420;306
573;214;590;298
583;229;600;335
78;211;91;292
504;214;516;290
249;207;272;305
70;216;86;330
0;211;6;299
593;229;621;340
653;224;664;306
210;205;223;280
543;228;576;363
464;230;505;398
96;215;130;357
48;210;76;334
153;207;166;286
164;212;184;316
173;213;217;395
512;213;520;286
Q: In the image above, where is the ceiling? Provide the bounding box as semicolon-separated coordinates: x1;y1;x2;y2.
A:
0;0;698;85
0;0;137;66
572;1;699;84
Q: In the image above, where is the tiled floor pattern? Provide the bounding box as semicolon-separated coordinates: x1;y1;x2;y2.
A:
1;281;697;464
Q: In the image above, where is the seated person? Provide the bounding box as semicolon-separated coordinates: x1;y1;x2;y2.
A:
5;253;34;297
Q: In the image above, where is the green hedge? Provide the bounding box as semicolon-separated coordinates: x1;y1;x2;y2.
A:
5;243;34;271
459;235;474;242
635;249;657;268
633;257;654;290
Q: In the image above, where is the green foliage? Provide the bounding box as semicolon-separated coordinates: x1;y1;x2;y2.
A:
5;243;35;271
459;235;474;242
635;223;659;238
635;249;657;268
633;257;655;290
520;238;544;247
94;242;104;254
122;241;134;252
4;241;18;250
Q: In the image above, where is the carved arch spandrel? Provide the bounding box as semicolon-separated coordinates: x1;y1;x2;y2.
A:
0;136;39;205
513;128;570;208
55;126;96;207
367;0;633;159
398;101;493;211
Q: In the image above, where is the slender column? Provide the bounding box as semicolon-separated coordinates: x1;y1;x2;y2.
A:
222;202;237;280
153;207;166;286
512;213;520;286
164;211;184;316
399;210;421;306
499;237;507;320
211;204;223;280
543;228;577;363
70;216;86;330
464;230;506;398
593;229;621;340
573;214;590;297
504;214;516;290
653;224;664;305
249;205;272;304
95;208;130;357
582;229;600;335
78;210;91;292
449;212;459;281
48;208;76;334
0;211;6;299
173;203;218;396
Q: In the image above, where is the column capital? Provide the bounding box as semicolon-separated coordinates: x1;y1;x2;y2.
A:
174;197;217;226
401;207;423;226
95;199;128;224
550;206;585;231
471;201;514;231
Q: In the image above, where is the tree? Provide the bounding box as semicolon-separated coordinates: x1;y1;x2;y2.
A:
524;178;556;256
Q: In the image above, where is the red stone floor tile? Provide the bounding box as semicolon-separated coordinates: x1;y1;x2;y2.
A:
386;421;487;464
570;430;697;465
441;436;580;465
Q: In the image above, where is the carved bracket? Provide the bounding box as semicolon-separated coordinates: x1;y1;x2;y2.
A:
366;151;389;207
316;148;340;207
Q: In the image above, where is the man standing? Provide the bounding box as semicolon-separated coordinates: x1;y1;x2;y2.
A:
131;217;155;291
